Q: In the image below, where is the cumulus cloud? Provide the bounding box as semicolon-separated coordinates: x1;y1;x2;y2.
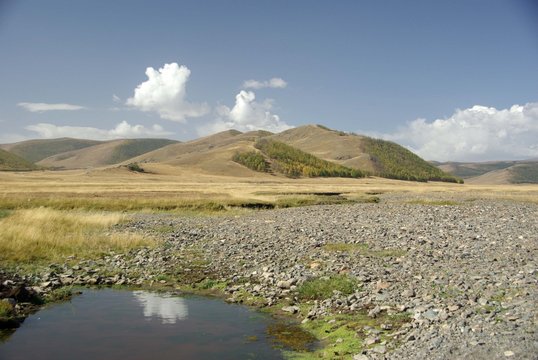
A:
18;102;87;112
126;62;209;122
243;77;287;89
25;121;173;140
198;90;293;135
378;102;538;162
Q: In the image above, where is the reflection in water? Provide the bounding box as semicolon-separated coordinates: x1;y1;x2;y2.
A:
133;291;188;324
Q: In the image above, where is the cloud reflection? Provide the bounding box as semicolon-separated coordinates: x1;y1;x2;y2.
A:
133;291;188;324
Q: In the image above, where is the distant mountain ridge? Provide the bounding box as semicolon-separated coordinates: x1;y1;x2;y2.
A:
436;160;538;184
0;138;101;163
36;138;178;169
0;125;462;183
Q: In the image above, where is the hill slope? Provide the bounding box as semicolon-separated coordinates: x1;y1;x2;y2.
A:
233;138;365;178
453;161;538;184
271;125;461;182
130;130;271;177
435;161;517;179
37;138;177;169
0;149;38;171
1;138;101;162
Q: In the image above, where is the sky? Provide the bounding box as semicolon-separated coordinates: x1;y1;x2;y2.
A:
0;0;537;162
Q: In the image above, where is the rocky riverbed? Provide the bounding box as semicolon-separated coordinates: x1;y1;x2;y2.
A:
2;196;537;359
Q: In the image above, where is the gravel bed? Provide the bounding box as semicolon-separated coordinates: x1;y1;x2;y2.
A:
3;197;537;359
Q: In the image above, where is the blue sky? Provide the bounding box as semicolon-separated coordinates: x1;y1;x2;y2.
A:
0;0;537;161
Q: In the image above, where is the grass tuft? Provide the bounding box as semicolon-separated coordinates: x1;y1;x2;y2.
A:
0;209;11;219
0;301;14;318
297;275;358;300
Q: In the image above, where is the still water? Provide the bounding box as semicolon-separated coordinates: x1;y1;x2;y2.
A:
0;289;284;360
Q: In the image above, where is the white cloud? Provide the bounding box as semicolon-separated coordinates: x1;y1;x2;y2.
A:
377;102;538;162
243;77;287;89
25;121;173;140
18;102;87;112
133;291;188;325
198;90;293;135
126;62;209;122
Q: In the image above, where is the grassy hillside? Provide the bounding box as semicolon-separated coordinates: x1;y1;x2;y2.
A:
437;160;538;184
271;125;461;183
508;163;538;184
107;139;178;164
234;139;365;178
37;138;178;169
435;161;516;179
1;138;101;162
360;137;463;183
0;149;37;171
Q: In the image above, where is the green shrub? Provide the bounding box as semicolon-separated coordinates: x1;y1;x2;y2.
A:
127;163;144;173
297;275;357;300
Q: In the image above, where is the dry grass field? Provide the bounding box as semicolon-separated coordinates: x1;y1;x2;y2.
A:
1;165;537;207
1;166;537;265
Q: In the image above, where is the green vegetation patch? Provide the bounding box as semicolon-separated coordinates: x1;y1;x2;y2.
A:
360;137;463;183
232;151;269;172
0;209;11;219
126;162;145;173
44;287;73;303
251;139;366;178
287;311;411;359
268;323;318;352
297;275;358;300
0;301;14;319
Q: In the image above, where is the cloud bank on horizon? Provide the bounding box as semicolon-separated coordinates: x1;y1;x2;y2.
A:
376;102;538;162
25;121;172;141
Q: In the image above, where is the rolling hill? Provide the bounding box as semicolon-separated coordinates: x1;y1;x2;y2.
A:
128;130;271;177
0;149;38;171
270;125;461;182
439;161;538;184
0;125;465;183
37;138;178;169
132;125;459;182
0;138;101;163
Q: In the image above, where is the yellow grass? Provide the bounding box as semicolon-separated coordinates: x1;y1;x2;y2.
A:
0;208;153;263
0;167;538;210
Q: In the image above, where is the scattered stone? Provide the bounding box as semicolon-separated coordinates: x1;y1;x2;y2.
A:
281;306;300;314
